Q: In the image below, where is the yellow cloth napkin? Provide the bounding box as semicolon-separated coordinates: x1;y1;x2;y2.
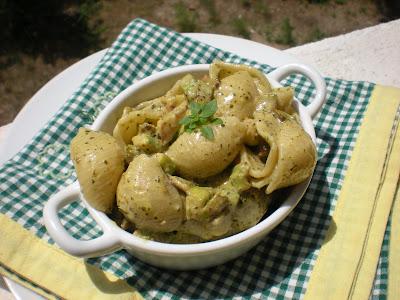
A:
0;214;142;299
305;85;400;300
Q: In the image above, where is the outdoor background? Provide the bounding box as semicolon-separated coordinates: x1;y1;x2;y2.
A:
1;0;399;126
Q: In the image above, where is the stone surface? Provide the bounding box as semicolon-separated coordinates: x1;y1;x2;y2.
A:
286;19;400;87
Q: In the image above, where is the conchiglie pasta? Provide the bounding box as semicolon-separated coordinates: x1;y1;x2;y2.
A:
210;60;272;92
117;154;184;232
165;116;246;179
70;61;318;243
247;111;316;193
214;71;258;120
113;110;149;145
70;128;125;212
255;87;295;115
113;94;186;146
230;189;270;234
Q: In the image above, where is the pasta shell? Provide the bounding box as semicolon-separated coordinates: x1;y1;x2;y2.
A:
166;116;246;179
215;71;258;120
70;128;125;213
117;154;184;232
252;111;317;193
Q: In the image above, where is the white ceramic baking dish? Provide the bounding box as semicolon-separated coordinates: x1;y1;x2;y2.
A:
43;63;326;270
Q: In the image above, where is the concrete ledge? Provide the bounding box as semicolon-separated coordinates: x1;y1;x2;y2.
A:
286;19;400;87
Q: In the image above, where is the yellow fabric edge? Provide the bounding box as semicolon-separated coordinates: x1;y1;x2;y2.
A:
304;85;400;300
0;214;143;300
388;178;400;300
351;103;400;299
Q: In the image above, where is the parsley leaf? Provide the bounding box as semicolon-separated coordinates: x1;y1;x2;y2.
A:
200;126;214;140
179;115;192;126
189;101;202;115
211;118;224;125
199;100;217;118
179;99;223;140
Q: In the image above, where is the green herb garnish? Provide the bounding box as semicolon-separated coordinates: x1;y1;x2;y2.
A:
179;99;223;140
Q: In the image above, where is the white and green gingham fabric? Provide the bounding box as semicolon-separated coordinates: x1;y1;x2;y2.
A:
0;19;390;299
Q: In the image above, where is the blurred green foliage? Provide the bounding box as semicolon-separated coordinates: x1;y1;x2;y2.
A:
308;27;326;42
174;2;197;32
255;1;270;19
308;0;329;3
275;18;295;46
232;17;251;39
200;0;219;25
0;0;102;61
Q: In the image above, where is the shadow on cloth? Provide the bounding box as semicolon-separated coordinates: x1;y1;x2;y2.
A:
84;262;140;296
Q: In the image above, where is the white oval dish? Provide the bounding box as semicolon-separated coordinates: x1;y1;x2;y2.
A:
43;63;326;270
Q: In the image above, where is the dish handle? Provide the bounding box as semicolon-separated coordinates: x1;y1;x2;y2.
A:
43;182;121;258
268;63;327;119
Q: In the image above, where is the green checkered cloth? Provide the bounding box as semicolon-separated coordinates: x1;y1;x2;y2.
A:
0;19;390;299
